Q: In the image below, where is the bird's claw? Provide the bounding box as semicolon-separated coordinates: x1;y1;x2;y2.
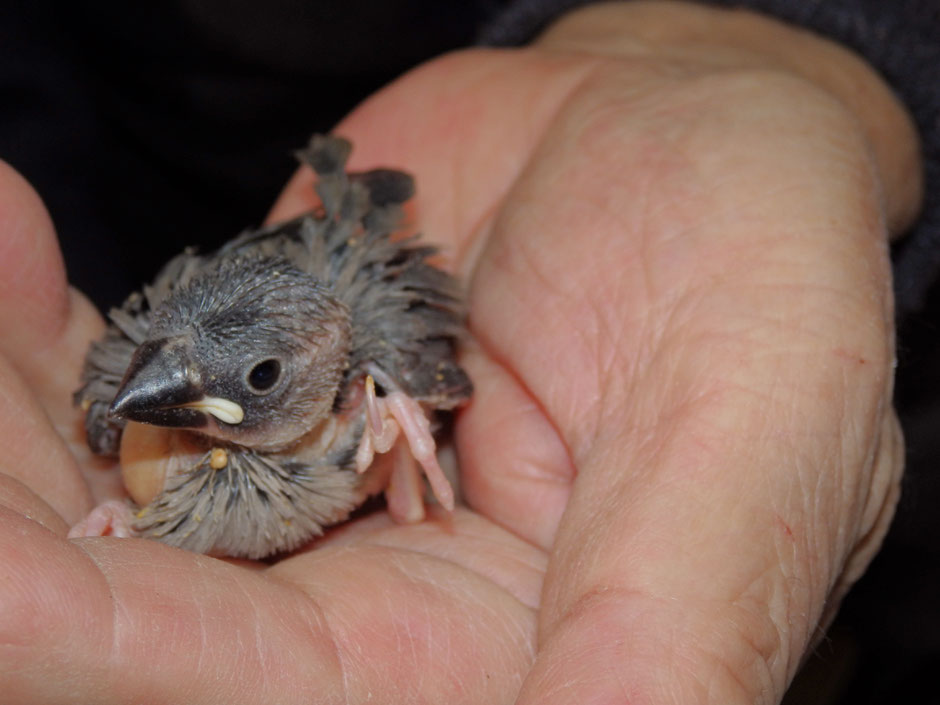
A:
68;499;138;539
355;375;455;523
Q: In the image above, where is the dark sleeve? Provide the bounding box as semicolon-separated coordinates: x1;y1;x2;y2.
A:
479;0;940;320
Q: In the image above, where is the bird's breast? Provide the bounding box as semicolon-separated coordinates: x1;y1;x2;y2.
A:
118;401;380;510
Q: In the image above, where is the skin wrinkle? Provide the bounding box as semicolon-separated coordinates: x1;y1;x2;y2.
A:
358;538;546;611
291;594;351;705
836;397;868;536
609;315;760;463
808;460;834;589
780;427;846;651
194;585;212;689
559;208;651;424
708;654;773;705
562;59;712;150
544;584;780;703
576;422;741;587
568;164;876;468
455;351;574;549
836;419;902;598
107;546;344;704
664;276;856;434
526;250;623;435
834;383;883;556
853;410;896;539
560;314;872;692
696;177;817;235
640;245;888;620
52;541;119;701
372;536;543;615
238;582;271;692
277;587;351;705
453;200;497;284
281;542;536;703
484;69;868;468
727;562;791;689
388;564;450;698
589;299;633;432
765;459;817;663
0;356;84;474
466;315;578;477
0;479;69;536
695;598;779;702
485;226;636;454
397;578;422;695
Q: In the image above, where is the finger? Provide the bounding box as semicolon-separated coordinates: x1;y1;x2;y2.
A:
0;473;70;535
0;511;537;705
456;346;574;549
0;160;70;364
0;161;106;427
0;354;92;523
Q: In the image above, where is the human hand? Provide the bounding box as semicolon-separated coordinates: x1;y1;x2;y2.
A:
0;1;921;703
273;2;918;702
0;146;541;702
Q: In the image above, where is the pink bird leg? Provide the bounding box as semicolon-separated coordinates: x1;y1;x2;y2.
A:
355;374;455;523
68;499;137;539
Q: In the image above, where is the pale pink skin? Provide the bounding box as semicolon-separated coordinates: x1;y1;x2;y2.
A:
0;3;921;703
66;498;135;538
356;377;456;519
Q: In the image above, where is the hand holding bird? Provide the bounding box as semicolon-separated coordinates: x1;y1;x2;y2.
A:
0;6;914;702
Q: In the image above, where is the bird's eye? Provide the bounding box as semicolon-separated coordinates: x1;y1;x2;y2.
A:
247;359;281;392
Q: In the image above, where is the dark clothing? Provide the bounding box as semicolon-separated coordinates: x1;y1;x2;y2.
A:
1;2;938;702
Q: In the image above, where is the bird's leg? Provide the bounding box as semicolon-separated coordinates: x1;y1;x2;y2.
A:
355;375;455;522
353;377;400;473
68;499;138;539
386;442;426;523
382;392;455;512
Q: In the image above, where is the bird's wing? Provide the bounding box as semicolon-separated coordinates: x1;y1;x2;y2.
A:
303;135;474;407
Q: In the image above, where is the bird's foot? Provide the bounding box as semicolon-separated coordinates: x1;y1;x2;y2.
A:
68;499;138;539
355;375;455;523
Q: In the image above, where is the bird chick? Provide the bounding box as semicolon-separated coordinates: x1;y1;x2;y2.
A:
71;135;472;559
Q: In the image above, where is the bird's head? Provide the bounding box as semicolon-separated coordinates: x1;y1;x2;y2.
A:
108;256;352;451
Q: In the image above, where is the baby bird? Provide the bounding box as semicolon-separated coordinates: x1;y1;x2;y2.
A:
71;135;472;559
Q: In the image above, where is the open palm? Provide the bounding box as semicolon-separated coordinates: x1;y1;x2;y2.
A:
0;5;918;703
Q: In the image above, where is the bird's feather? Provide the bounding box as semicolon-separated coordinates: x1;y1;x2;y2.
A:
74;134;471;558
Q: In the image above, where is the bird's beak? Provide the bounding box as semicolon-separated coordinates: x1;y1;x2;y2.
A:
108;338;244;428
